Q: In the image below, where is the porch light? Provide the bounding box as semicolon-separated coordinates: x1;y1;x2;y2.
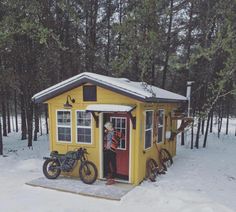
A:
64;95;75;108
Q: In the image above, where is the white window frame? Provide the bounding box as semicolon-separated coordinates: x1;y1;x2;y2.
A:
56;109;72;143
157;109;165;144
110;116;127;150
76;110;93;145
144;110;154;150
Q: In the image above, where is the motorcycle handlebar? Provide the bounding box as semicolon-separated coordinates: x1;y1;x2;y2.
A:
74;147;89;154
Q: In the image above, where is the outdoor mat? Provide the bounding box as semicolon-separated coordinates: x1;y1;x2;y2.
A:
26;177;134;201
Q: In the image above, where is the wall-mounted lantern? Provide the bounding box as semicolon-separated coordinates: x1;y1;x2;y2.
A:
64;95;75;108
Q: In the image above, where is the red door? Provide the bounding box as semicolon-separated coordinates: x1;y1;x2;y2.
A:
109;114;129;180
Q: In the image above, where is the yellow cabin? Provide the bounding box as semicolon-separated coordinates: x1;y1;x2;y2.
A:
32;72;187;185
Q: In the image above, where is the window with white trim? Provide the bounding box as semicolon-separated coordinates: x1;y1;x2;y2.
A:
76;111;92;144
145;111;153;149
57;110;71;142
157;109;164;143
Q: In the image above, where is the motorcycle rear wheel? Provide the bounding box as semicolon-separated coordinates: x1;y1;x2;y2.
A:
43;159;61;179
79;161;98;184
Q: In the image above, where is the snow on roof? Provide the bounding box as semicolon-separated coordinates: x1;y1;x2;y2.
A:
32;72;187;103
86;104;134;112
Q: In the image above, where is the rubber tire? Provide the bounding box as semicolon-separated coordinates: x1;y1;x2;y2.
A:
43;159;61;179
79;161;98;184
160;148;173;169
146;158;158;182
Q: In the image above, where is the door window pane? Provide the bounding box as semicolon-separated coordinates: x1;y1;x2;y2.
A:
110;117;127;150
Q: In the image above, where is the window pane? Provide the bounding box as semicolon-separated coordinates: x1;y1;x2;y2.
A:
121;129;126;137
58;127;71;141
111;118;116;128
121;139;125;149
57;111;71;126
122;119;126;128
158;110;164;126
85;135;91;143
117;119;121;128
158;127;163;143
77;128;91;143
145;130;152;149
146;111;153;129
84;119;91;126
77;111;91;126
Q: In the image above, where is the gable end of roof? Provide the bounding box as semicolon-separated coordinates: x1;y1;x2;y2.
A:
32;77;146;103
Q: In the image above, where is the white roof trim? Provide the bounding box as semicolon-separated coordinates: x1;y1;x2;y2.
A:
86;104;134;112
32;72;187;103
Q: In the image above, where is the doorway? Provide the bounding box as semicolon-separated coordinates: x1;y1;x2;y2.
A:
102;113;130;181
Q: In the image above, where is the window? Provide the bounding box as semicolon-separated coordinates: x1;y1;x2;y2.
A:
157;109;165;143
83;85;97;101
76;111;92;144
110;117;127;150
145;111;153;149
57;110;71;142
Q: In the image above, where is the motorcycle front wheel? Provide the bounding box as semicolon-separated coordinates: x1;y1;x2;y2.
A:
43;159;61;179
79;161;98;184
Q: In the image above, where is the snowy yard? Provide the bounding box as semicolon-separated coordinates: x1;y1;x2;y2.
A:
0;119;236;212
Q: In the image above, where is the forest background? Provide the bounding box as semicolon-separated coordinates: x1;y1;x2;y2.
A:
0;0;236;152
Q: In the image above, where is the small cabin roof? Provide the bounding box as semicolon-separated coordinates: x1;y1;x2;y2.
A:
32;72;187;103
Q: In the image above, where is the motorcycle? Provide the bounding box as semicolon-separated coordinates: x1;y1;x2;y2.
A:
43;148;98;184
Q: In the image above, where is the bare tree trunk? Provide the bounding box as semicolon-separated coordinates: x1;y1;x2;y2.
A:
39;114;43;136
218;116;222;138
1;90;7;136
203;113;211;148
26;101;33;147
195;118;201;149
226;103;229;135
33;104;39;141
217;106;223;138
85;0;98;72
190;119;194;149
6;95;11;133
210;110;213;133
11;114;15;132
181;132;185;145
161;0;173;88
118;0;123;57
186;1;194;77
105;0;111;76
0;119;3;155
14;90;18;132
201;119;205;135
20;94;27;140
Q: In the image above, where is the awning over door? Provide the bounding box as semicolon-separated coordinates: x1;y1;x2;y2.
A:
86;104;135;113
85;104;136;129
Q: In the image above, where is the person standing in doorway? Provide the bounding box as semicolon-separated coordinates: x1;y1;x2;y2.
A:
104;121;122;185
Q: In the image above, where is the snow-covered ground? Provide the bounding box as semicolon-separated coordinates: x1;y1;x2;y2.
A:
0;118;236;212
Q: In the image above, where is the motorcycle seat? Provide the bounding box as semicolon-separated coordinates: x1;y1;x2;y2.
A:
50;151;58;156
